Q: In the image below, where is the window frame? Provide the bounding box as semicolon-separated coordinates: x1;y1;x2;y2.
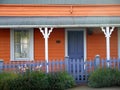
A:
10;28;34;61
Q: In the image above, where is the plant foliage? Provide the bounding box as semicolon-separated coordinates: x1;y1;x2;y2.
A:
88;68;120;88
0;71;75;90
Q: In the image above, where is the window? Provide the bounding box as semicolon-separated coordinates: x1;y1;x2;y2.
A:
11;29;34;61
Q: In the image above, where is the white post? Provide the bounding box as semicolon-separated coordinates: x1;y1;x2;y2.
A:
45;28;49;62
101;27;114;60
39;27;53;73
106;27;110;60
106;36;110;60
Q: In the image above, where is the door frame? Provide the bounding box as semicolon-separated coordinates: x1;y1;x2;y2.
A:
65;28;87;61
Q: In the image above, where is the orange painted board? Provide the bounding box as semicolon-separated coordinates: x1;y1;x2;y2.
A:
0;4;120;16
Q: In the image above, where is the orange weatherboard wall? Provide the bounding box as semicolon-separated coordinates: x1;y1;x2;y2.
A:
49;28;65;60
87;28;118;60
0;28;65;62
34;28;65;61
0;28;118;62
0;29;10;62
34;28;45;60
110;28;118;58
0;4;120;16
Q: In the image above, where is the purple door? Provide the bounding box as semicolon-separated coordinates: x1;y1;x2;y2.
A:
68;31;84;59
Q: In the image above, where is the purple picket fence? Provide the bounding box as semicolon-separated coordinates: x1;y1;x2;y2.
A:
0;58;120;84
66;58;120;84
1;60;65;73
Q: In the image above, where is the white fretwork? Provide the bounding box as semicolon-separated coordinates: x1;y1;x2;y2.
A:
101;27;115;60
39;27;53;73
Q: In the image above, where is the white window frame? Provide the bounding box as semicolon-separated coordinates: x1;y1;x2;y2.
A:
10;28;34;61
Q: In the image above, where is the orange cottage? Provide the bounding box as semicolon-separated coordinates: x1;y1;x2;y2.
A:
0;0;120;63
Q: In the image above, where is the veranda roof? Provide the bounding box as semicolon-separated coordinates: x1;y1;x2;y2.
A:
0;0;120;4
0;16;120;28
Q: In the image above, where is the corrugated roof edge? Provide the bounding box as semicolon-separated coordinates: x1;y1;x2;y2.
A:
0;16;120;28
0;0;120;4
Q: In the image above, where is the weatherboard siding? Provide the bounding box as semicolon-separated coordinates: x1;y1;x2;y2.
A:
0;29;10;62
34;28;65;61
87;28;118;60
0;5;120;16
0;28;118;62
0;28;65;62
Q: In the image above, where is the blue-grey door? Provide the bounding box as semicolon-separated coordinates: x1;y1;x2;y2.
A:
68;31;84;59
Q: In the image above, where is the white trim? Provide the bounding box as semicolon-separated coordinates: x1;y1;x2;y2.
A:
65;28;87;62
10;29;14;60
30;30;34;61
65;30;68;57
118;28;120;58
0;24;120;28
84;30;87;62
10;28;34;61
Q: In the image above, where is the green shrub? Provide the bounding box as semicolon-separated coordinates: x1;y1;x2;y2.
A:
10;71;49;90
115;70;120;86
88;68;120;88
0;72;18;90
0;71;75;90
47;71;75;90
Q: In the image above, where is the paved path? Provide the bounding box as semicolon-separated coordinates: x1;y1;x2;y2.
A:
68;86;120;90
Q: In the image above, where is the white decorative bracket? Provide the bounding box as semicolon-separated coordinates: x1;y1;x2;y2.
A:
39;27;53;73
101;26;115;63
39;27;53;38
101;27;114;37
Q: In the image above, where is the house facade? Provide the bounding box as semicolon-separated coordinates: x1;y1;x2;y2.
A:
0;0;120;63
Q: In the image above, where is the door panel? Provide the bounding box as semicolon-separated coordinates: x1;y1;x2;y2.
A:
68;31;84;59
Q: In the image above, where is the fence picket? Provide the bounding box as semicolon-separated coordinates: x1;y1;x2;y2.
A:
101;59;104;68
56;60;59;71
72;59;76;81
76;59;79;82
84;61;88;82
59;60;62;71
118;59;120;70
113;60;116;68
69;59;72;75
53;61;55;71
81;59;84;82
89;60;92;72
